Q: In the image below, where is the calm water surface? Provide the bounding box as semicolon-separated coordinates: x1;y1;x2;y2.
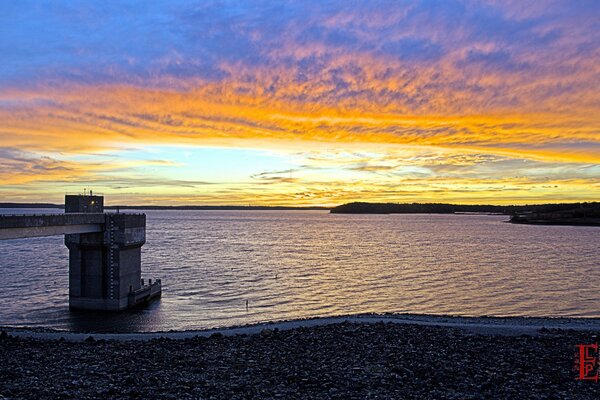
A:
0;209;599;332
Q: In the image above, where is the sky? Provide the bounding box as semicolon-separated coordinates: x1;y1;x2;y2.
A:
0;0;599;206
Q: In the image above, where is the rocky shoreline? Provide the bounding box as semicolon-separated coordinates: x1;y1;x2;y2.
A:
1;321;600;399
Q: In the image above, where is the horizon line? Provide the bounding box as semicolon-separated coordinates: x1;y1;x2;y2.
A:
1;200;599;209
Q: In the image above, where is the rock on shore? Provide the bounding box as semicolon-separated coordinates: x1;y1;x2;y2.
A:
1;322;599;399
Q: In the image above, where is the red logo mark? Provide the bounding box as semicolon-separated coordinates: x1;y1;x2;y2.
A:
576;344;599;382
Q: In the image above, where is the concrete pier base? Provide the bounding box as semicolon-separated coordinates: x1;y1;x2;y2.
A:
66;213;161;311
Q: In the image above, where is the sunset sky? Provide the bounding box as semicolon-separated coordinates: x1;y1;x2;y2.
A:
1;1;599;206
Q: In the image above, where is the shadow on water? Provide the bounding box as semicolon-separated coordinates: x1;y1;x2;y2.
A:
66;299;164;333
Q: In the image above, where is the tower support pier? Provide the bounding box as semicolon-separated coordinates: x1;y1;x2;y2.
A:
64;194;160;311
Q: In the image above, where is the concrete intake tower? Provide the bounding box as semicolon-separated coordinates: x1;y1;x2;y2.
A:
0;194;161;311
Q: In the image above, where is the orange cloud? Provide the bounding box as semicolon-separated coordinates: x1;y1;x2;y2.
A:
1;81;598;164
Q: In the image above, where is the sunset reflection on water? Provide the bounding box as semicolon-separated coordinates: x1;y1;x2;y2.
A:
0;210;599;332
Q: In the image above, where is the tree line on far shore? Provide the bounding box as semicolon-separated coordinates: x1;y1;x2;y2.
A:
329;202;600;215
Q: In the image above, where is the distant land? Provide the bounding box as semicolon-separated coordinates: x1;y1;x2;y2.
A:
508;204;600;227
330;201;600;215
0;203;328;211
3;201;600;226
2;200;600;212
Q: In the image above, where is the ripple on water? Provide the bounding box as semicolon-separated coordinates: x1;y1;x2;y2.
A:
1;210;600;332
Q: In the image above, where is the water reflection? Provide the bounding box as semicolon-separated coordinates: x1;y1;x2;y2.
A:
1;209;599;332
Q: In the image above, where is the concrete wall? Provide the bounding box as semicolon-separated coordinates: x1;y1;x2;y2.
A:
0;214;106;240
65;195;104;213
118;247;142;298
66;213;146;311
66;232;105;299
0;214;105;229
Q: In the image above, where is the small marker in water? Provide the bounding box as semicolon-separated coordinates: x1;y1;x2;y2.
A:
246;300;249;310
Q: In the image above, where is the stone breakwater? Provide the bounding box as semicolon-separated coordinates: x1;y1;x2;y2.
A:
1;322;600;399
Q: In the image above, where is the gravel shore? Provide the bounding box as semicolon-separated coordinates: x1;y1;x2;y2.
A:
1;321;600;399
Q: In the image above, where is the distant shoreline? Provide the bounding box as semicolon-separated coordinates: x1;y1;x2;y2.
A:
3;200;599;214
0;203;329;211
508;216;600;227
330;201;600;216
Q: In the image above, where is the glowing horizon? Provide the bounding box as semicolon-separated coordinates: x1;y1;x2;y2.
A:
1;1;599;206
